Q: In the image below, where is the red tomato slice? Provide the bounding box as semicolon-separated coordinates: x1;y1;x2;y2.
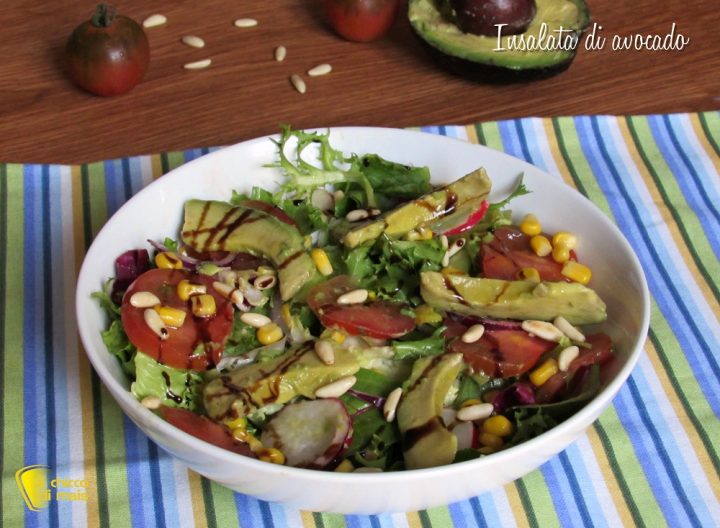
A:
121;269;234;370
307;275;415;339
449;327;555;378
160;407;254;457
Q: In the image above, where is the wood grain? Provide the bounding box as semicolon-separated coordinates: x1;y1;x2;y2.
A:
0;0;717;163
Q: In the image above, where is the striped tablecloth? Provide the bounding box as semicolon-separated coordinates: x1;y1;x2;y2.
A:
2;112;718;527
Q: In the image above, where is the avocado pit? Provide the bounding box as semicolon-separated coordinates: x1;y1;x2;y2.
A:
450;0;537;36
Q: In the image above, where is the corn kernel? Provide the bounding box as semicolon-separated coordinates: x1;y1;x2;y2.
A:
190;294;216;317
460;398;482;408
257;323;283;345
415;304;443;325
404;230;422;241
154;305;186;327
335;459;355;472
478;446;495;455
529;358;559;387
478;432;504;449
177;279;207;301
256;447;286;465
310;248;333;276
483;415;514;437
281;303;292;327
552;244;570;263
561;260;592;285
367;291;377;301
330;331;346;344
225;416;247;431
517;267;541;283
231;427;251;443
519;214;542;236
419;227;434;240
155;251;183;269
530;235;552;257
552;231;577;250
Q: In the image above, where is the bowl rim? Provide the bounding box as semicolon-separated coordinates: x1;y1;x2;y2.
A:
76;126;651;483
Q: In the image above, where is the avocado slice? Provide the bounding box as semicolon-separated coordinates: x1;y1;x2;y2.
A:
409;0;590;81
203;342;361;420
397;353;464;469
343;167;491;248
181;199;320;301
420;271;606;324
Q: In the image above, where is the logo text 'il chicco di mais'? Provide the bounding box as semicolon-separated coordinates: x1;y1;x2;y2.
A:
16;465;89;511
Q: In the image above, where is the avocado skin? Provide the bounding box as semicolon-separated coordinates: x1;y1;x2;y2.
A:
420;271;606;325
397;353;464;469
408;0;590;82
181;199;320;301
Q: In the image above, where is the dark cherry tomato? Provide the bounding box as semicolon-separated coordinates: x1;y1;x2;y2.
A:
449;327;555;378
121;269;234;370
160;407;254;457
480;227;573;282
308;275;415;339
65;4;150;96
325;0;400;42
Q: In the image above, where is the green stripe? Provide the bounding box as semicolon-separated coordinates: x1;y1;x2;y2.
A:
424;505;453;526
626;116;720;301
165;152;186;173
418;509;433;528
200;477;216;528
84;162;133;526
473;123;487;146
1;165;25;523
476;121;503;152
515;470;556;528
551;117;613;217
698;112;720;156
313;511;346;528
207;479;237;527
648;302;720;473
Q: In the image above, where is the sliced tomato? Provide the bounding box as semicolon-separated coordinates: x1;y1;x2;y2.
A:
121;269;234;370
160;407;254;457
449;325;555;378
480;226;571;282
307;275;415;339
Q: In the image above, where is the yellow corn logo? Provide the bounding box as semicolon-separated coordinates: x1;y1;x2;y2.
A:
15;465;50;512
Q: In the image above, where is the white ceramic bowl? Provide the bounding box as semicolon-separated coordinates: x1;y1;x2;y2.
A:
76;127;649;514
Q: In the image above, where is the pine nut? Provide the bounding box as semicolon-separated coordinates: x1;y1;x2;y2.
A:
314;339;335;365
181;35;205;48
274;45;287;62
521;320;565;342
558;345;580;372
143;14;167;28
315;375;356;398
553;316;586;342
337;289;368;305
290;74;306;94
346;209;369;222
213;281;244;306
311;188;334;211
144;309;169;340
383;387;402;422
130;291;161;308
141;396;161;409
254;275;277;290
333;190;345;201
456;402;494;422
184;59;212;70
441;251;450;268
240;312;272;328
447;238;466;258
307;63;332;77
440;235;449;250
234;18;258;28
368;208;382;217
461;324;485;344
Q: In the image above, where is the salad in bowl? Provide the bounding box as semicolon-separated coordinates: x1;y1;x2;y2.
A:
91;126;617;473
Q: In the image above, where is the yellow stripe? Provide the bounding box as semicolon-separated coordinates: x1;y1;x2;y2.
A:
617;119;719;320
542;118;576;189
72;165;100;526
464;124;480;145
405;511;424;528
300;510;316;528
151;154;163;180
506;483;531;528
689;114;720;176
187;470;208;527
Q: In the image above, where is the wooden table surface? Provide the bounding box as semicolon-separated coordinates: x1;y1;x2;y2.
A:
1;0;718;164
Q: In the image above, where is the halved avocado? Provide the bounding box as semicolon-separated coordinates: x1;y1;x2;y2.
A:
408;0;590;82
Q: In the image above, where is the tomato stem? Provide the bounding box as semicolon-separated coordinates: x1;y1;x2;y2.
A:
91;3;116;28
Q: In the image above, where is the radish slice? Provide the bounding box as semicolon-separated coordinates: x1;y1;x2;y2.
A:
452;421;476;451
260;398;352;468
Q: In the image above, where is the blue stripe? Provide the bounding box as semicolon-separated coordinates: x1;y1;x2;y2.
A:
234;492;263;526
147;441;168;528
557;450;596;528
647;116;720;257
540;455;582;527
103;160;123;217
449;494;490;527
155;452;182;528
497;120;525;160
587;117;720;410
124;416;150;528
512;118;535;167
